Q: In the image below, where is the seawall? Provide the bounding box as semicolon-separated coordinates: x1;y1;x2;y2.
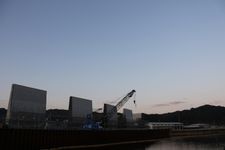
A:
0;128;170;150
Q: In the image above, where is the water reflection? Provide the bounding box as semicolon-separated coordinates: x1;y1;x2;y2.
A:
79;134;225;150
147;135;225;150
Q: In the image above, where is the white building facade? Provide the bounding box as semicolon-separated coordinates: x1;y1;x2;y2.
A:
147;122;183;130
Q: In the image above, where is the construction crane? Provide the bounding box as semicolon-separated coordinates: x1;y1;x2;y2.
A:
102;90;136;127
83;90;136;129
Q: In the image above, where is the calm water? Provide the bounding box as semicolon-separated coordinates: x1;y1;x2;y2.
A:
147;135;225;150
86;134;225;150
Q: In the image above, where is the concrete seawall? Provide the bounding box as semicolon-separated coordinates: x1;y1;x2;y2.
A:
0;128;170;150
1;128;225;149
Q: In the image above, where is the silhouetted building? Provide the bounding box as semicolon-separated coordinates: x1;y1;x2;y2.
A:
69;96;92;128
6;84;46;129
0;108;6;124
92;112;104;122
103;104;118;128
133;113;148;128
0;108;7;128
46;109;70;129
123;108;134;127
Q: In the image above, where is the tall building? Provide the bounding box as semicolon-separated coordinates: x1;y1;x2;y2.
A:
69;96;92;128
6;84;47;129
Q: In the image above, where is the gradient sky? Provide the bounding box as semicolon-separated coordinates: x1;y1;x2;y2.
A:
1;0;225;114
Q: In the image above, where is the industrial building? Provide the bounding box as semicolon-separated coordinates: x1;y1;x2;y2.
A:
133;113;143;121
69;96;93;128
6;84;47;129
123;108;134;127
46;109;70;129
104;104;118;128
147;122;183;130
123;108;133;122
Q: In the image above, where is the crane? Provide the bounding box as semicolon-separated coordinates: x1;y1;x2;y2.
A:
102;90;136;127
83;90;136;129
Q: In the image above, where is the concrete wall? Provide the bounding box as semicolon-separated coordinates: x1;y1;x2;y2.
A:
6;84;47;128
0;128;171;149
69;96;92;118
69;96;92;128
103;104;118;128
104;104;118;121
123;108;133;122
8;84;46;114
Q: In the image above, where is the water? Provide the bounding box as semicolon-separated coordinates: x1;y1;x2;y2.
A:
147;135;225;150
85;134;225;150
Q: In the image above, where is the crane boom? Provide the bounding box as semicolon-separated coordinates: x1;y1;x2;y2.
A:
104;90;136;121
83;90;136;129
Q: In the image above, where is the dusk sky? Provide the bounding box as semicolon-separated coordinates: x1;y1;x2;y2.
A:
1;0;225;114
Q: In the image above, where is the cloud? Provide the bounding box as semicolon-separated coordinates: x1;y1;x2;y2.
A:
170;101;185;105
153;100;186;108
153;103;170;107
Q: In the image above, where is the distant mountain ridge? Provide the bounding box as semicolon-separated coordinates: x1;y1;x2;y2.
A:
142;105;225;125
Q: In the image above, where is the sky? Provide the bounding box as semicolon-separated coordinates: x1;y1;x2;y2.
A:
0;0;225;114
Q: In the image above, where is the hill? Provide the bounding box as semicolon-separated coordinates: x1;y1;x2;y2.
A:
142;105;225;125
